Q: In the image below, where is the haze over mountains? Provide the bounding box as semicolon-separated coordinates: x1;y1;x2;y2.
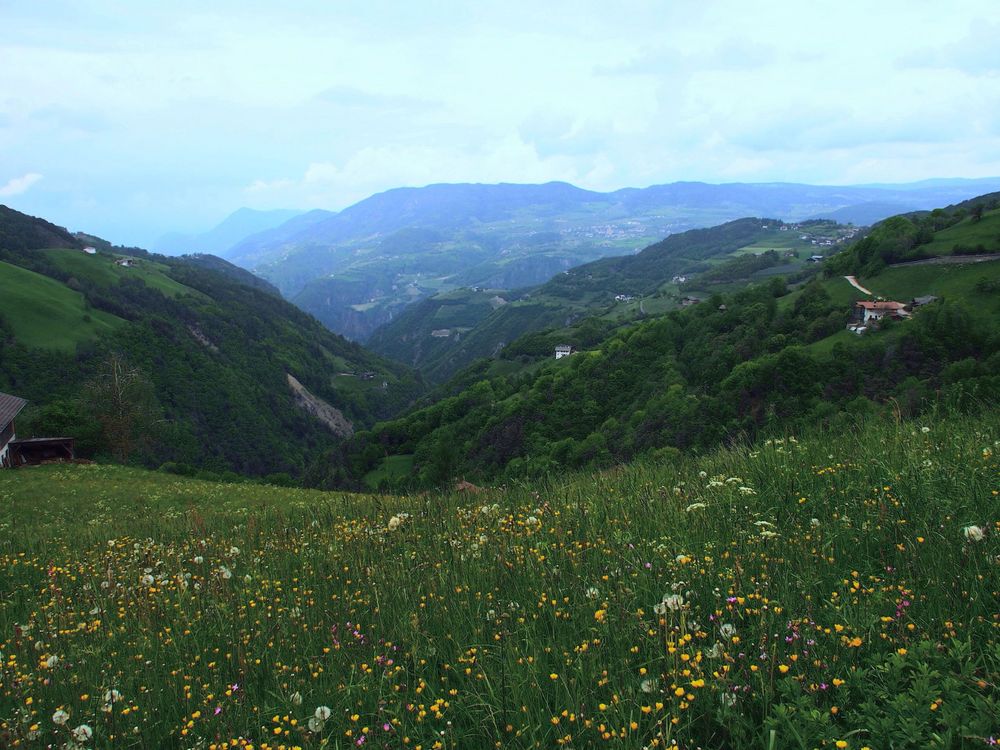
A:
170;177;1000;342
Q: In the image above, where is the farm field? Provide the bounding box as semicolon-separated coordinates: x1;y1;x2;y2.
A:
0;261;125;351
1;413;997;748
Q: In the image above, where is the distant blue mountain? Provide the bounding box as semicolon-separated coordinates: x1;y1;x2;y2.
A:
154;207;306;256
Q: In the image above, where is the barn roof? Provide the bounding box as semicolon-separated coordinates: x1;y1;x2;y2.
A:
0;392;28;427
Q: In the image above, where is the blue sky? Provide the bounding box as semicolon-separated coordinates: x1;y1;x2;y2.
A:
2;0;999;245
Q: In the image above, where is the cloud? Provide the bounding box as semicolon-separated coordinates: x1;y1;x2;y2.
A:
597;38;776;77
314;85;440;112
898;20;1000;74
0;172;43;197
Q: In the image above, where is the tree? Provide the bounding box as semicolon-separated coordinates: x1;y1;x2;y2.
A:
85;353;161;463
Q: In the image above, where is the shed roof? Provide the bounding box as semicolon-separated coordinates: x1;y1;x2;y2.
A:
0;392;28;427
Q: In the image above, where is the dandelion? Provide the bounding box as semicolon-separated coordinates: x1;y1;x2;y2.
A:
662;593;685;612
44;654;59;668
71;724;93;742
963;525;985;542
315;705;332;721
719;623;737;639
193;555;204;564
217;565;233;580
387;515;405;532
698;470;707;478
140;574;154;586
640;678;657;693
228;546;240;557
52;709;70;725
308;717;325;733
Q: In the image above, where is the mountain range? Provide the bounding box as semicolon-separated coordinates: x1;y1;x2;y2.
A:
200;178;1000;342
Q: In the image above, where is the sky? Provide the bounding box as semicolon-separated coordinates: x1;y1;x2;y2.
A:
2;0;999;246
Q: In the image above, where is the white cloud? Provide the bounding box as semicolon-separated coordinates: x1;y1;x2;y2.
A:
0;172;42;197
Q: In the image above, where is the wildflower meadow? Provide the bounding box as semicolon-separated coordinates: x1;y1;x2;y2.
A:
1;413;997;748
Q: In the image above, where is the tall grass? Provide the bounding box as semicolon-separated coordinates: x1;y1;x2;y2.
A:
0;413;997;748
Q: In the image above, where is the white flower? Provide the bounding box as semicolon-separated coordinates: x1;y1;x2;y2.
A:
314;705;332;721
217;565;232;580
193;556;204;564
525;515;539;527
921;426;931;433
387;515;404;532
140;574;154;586
720;692;737;708
662;593;684;611
719;623;737;639
585;586;600;600
738;486;756;496
71;724;94;742
45;654;59;668
228;546;240;557
104;689;122;705
685;502;707;512
290;691;303;706
52;709;70;725
698;471;708;479
640;678;657;693
706;642;724;659
963;525;985;542
810;518;821;528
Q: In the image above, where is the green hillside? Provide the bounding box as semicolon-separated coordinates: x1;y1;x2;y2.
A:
0;260;125;350
1;411;996;748
321;194;1000;490
0;207;423;479
370;219;856;382
41;248;203;299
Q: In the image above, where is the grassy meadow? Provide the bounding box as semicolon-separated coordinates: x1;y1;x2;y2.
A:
1;413;998;749
0;261;126;351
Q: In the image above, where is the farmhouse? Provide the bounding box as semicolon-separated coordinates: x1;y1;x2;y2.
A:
83;247;97;255
0;391;27;468
854;300;909;324
554;345;574;360
115;257;136;268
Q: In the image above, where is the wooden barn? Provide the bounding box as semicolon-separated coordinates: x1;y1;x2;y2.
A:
0;391;76;468
0;391;27;468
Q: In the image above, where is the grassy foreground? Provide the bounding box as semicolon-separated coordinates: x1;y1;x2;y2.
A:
1;414;998;749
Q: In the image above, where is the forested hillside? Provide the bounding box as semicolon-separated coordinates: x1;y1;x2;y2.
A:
223;179;1000;343
369;218;855;382
0;206;422;479
321;198;1000;490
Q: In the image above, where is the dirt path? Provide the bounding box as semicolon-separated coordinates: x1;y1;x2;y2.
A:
888;254;1000;268
844;276;873;295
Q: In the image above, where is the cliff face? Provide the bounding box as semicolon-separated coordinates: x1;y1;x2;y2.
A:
286;374;354;438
